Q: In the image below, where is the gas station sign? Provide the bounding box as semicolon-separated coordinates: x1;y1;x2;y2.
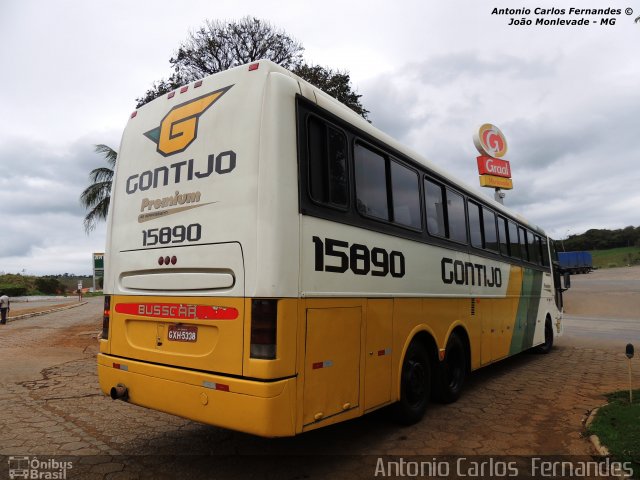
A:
473;124;508;158
479;174;513;190
93;252;104;291
476;156;511;178
473;124;512;201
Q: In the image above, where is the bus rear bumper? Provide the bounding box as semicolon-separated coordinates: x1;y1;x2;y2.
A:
97;354;297;437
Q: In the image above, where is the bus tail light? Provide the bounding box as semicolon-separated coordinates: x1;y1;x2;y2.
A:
101;295;111;340
250;299;277;359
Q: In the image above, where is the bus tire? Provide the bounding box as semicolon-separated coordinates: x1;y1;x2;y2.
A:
435;332;467;404
393;340;431;425
536;318;554;354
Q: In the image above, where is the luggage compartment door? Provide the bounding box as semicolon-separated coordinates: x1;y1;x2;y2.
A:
303;307;361;425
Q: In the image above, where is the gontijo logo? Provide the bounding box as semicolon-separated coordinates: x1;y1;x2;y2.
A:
473;123;508;158
144;85;233;157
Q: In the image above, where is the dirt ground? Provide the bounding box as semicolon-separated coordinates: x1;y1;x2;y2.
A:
563;265;640;319
1;270;639;478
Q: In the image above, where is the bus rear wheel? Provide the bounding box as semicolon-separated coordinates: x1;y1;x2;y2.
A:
393;340;431;425
435;332;467;403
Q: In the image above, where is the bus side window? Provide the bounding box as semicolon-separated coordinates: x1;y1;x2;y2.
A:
497;216;509;256
468;201;483;248
424;179;446;237
519;226;529;262
550;238;558;263
482;207;498;252
424;180;467;243
508;221;521;259
354;143;389;221
307;116;348;209
527;231;540;264
390;160;421;229
540;236;549;266
445;188;467;243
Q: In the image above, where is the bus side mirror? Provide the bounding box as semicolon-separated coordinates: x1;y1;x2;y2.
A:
563;273;571;290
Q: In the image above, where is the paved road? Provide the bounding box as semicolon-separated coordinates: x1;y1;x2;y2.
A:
563;314;640;343
0;291;636;478
561;267;640;349
12;296;82;310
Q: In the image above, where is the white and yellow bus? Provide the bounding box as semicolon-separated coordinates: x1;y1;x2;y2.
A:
98;60;567;437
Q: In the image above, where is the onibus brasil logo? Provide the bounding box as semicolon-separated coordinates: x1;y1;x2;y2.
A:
8;456;73;479
144;85;232;157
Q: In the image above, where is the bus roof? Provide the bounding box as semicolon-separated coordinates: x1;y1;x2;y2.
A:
135;59;545;236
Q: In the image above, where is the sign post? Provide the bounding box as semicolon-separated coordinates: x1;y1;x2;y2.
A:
626;343;634;404
473;124;511;204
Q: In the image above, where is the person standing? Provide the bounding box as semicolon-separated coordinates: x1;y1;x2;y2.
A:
0;293;9;324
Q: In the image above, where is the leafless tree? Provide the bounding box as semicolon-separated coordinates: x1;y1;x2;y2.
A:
136;17;368;119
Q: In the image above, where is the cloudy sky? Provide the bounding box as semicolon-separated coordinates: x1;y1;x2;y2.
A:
1;0;638;275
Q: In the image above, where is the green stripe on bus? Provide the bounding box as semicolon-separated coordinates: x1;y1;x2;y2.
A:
509;268;543;354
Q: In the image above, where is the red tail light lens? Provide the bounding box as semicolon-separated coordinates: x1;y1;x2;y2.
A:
101;295;111;340
250;299;277;359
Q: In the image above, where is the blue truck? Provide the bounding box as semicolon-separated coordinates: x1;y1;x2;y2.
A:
558;251;593;274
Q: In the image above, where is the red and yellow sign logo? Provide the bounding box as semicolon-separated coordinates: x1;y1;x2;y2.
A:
479;174;513;190
473;123;513;190
476;156;512;178
144;85;232;157
473;123;508;158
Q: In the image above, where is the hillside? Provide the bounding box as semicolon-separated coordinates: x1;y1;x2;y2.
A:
590;246;640;269
564;226;640;251
0;274;94;296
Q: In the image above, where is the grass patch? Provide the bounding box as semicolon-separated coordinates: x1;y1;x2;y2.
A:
82;291;104;297
590;246;640;269
588;389;640;476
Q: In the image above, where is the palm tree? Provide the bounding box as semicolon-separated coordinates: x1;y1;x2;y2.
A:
80;144;117;233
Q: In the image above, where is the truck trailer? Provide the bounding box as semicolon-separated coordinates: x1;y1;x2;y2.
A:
558;251;593;274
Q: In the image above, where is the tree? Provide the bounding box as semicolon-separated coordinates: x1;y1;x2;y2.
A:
292;63;369;118
80;144;116;233
136;17;368;119
35;277;63;295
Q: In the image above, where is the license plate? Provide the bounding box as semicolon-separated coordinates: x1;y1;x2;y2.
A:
167;325;198;342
